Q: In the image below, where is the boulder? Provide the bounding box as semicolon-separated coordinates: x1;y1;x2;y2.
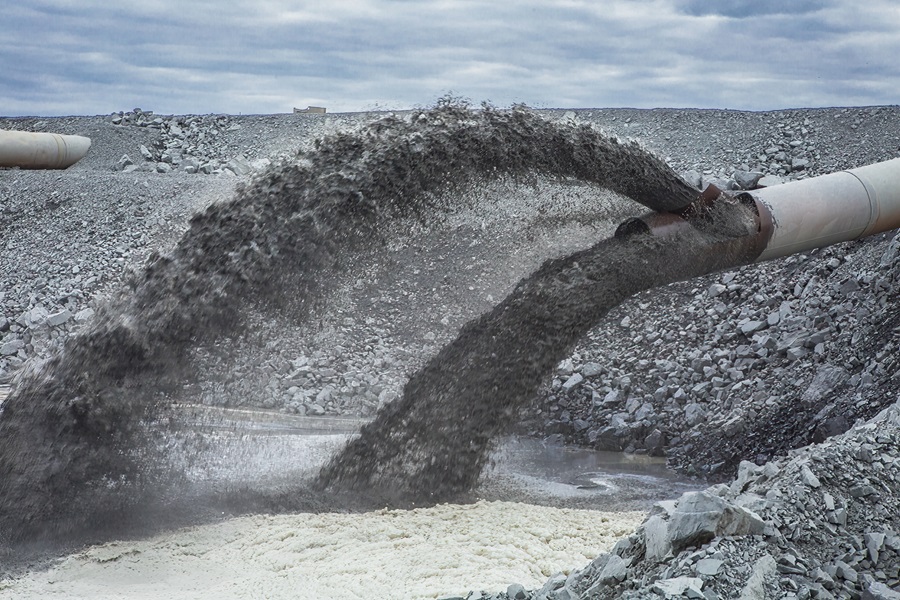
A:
597;554;629;585
668;491;767;551
733;170;764;190
643;514;671;562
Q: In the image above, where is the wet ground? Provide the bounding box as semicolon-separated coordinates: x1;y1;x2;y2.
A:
176;406;701;512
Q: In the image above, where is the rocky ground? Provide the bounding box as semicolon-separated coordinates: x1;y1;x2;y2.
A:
2;105;900;599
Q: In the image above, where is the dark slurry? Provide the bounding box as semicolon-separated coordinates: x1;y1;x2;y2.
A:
0;103;735;546
316;202;761;500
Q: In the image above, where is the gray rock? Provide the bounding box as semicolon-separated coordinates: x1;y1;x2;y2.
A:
683;170;703;189
696;558;724;576
799;464;821;488
708;283;727;298
684;403;707;426
250;158;271;171
589;426;623;451
652;576;704;598
535;572;567;600
738;554;776;600
305;402;326;416
801;366;849;406
791;158;810;171
813;567;836;589
862;581;900;600
644;429;665;455
562;373;583;391
787;347;808;361
668;491;767;551
140;144;153;160
865;532;886;563
835;560;858;583
734;170;764;190
597;554;629;585
507;583;527;600
581;362;602;378
850;484;876;497
557;359;574;375
880;236;900;268
46;309;73;327
668;492;728;550
0;339;24;356
704;176;735;191
731;460;764;495
740;320;766;335
643;514;671;562
115;154;134;171
634;402;654;421
18;306;49;328
838;277;860;294
74;308;95;323
226;156;254;176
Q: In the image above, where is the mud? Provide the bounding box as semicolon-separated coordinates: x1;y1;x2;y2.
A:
0;102;736;546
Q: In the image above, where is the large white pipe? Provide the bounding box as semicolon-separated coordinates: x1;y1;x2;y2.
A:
745;158;900;261
0;129;92;169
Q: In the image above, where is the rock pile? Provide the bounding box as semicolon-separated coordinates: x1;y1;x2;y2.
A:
110;108;265;176
0;170;230;383
468;403;900;600
526;224;900;480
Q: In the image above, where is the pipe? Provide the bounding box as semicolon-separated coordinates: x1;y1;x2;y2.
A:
617;158;900;263
739;158;900;261
0;130;92;169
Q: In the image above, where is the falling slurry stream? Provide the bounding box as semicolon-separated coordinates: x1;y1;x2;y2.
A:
0;103;754;551
316;201;761;499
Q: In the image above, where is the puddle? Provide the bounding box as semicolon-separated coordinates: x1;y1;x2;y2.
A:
174;408;701;511
480;437;703;510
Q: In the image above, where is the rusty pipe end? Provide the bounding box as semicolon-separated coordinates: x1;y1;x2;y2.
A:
615;184;770;261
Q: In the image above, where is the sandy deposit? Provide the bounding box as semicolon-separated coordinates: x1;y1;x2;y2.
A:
0;502;643;600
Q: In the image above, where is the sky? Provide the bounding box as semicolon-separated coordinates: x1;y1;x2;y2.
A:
2;0;899;116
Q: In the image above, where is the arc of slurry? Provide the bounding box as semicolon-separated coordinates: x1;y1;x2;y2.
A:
316;195;764;501
0;105;705;545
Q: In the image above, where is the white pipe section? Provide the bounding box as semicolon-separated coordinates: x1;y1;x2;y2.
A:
0;130;92;169
749;158;900;262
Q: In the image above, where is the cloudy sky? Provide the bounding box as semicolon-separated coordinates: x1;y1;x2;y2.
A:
3;0;899;116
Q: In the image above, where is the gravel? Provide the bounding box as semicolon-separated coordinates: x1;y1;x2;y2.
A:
2;104;900;598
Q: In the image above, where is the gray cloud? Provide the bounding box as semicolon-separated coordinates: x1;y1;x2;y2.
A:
677;0;827;18
1;0;898;116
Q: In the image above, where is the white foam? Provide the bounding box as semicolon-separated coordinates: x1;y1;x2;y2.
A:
2;501;643;600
